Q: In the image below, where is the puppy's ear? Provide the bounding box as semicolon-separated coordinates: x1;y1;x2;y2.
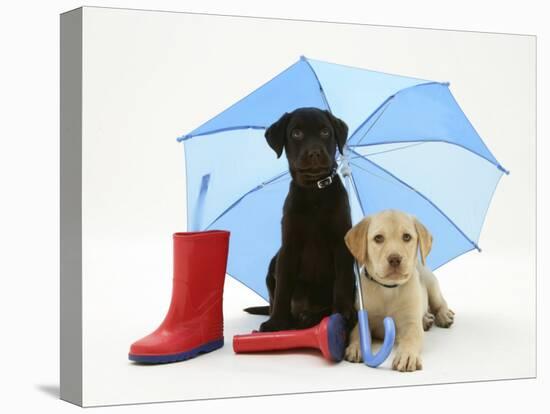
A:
414;217;433;265
344;217;371;265
324;111;348;155
265;112;291;158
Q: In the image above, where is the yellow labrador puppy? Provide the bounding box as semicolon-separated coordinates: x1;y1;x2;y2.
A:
344;210;454;372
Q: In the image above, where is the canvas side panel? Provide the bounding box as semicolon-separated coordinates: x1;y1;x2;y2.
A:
60;7;83;407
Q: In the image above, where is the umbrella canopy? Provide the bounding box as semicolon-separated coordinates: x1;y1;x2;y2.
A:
177;56;507;300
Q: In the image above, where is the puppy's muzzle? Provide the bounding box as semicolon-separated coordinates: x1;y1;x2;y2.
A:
298;146;331;170
387;254;402;268
307;148;322;162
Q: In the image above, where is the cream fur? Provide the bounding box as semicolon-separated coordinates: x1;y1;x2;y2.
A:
344;210;454;372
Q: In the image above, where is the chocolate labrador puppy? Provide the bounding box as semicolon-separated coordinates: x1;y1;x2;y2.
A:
245;107;356;332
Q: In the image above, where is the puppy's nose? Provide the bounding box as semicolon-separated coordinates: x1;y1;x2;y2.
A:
387;254;402;268
308;148;322;160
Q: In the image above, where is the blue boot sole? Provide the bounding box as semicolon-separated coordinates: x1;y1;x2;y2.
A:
129;338;224;364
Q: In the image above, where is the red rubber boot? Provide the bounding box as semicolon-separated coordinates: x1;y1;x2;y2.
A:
129;230;230;363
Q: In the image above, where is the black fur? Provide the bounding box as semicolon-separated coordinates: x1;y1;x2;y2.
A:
243;306;270;315
244;108;356;332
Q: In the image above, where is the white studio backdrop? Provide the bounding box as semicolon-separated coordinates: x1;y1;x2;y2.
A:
3;0;547;412
75;7;535;406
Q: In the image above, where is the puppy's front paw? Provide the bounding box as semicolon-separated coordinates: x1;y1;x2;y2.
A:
423;312;435;331
392;351;423;372
344;341;362;363
435;308;455;328
259;317;290;332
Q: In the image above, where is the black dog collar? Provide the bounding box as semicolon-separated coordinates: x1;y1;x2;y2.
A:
363;268;399;289
316;170;338;189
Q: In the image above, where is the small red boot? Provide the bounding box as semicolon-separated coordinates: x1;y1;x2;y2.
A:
129;230;230;363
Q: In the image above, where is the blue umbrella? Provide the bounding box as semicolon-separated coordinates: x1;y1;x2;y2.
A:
177;56;507;366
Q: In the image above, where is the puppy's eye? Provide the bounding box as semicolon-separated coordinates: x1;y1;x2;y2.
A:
291;129;304;140
374;234;384;244
403;233;412;242
320;128;330;138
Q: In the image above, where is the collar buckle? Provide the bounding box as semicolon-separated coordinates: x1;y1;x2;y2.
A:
317;176;333;189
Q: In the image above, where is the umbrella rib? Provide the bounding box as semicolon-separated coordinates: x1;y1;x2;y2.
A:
350;142;426;158
300;56;332;113
349;161;402;188
177;125;266;142
204;170;290;230
349;173;367;217
348;148;482;252
350;139;509;174
176;59;301;142
354;100;393;146
347;81;445;142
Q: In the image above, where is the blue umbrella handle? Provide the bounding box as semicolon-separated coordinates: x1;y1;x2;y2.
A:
342;150;396;367
353;260;396;367
358;310;395;367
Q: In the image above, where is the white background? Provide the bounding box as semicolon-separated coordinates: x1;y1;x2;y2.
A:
0;0;547;413
79;6;536;407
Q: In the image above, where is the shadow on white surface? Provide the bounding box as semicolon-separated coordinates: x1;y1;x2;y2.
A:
36;384;60;399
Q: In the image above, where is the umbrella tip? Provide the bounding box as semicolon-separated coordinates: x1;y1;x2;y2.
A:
300;55;307;61
498;165;511;175
176;134;191;142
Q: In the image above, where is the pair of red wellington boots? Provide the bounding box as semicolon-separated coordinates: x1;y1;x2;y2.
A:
129;230;230;363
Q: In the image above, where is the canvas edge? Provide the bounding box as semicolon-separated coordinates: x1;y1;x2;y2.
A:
60;7;83;407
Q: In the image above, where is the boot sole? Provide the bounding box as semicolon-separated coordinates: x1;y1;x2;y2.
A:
128;338;224;364
327;313;346;362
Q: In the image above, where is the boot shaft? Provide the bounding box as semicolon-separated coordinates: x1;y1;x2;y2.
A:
173;230;230;289
165;230;230;339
